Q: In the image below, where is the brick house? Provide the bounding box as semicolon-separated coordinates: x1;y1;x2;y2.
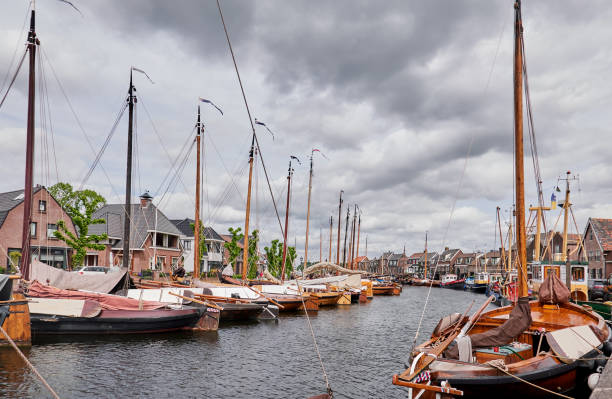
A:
88;192;183;274
579;218;612;279
454;252;478;277
353;255;368;271
0;186;77;270
418;251;438;278
436;248;462;275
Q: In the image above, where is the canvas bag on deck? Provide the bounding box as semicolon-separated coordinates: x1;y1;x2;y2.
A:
538;271;570;304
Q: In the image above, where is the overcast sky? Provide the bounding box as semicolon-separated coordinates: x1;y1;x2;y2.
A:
2;0;612;261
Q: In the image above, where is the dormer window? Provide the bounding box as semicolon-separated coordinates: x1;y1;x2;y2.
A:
39;200;47;213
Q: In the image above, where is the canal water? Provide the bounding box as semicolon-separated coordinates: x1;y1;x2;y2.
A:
0;287;493;398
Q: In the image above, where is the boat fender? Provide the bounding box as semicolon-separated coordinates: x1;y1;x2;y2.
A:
602;341;612;357
588;372;600;391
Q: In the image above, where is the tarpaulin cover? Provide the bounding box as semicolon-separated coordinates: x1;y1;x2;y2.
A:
538;271;570;304
303;262;366;276
445;297;532;359
27;280;166;310
30;259;127;294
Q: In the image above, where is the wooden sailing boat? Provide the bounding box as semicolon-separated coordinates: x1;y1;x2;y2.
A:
393;2;610;397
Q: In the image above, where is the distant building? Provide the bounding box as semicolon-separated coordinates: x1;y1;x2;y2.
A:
89;192;183;274
526;230;581;263
353;255;368;271
436;248;462;276
171;219;225;274
0;186;77;270
579;218;612;279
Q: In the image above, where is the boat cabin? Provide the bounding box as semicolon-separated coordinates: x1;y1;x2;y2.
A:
441;274;458;284
530;261;588;301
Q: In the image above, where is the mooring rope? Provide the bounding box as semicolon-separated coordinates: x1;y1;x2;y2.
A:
295;280;334;397
486;360;574;399
0;324;61;399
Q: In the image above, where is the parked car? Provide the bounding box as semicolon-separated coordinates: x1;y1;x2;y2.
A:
72;266;109;275
588;279;607;301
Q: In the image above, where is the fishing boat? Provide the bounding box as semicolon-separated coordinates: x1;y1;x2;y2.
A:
372;282;396;296
439;274;465;290
466;272;489;293
392;2;611;397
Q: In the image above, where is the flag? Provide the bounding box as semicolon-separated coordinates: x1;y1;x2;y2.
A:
254;118;275;140
550;192;557;208
199;98;223;115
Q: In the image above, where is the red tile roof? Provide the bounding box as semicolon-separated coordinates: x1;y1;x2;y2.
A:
591;218;612;251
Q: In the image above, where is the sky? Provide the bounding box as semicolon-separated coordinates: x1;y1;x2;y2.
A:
1;0;612;262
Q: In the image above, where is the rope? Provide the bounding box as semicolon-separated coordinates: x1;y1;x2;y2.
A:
295;280;333;397
0;324;61;399
0;49;27;110
486;360;574;399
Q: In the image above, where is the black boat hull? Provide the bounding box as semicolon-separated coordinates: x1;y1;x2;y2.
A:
30;307;210;335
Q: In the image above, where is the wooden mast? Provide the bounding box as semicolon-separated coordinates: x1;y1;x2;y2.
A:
122;71;135;273
336;190;343;264
241;135;255;281
350;204;357;269
497;207;507;271
280;157;294;283
342;206;349;267
514;0;528;298
561;171;571;262
328;216;333;262
20;9;38;281
194;106;202;279
304;151;314;266
356;210;361;262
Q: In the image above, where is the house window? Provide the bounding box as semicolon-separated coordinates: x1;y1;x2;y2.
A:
39;200;47;213
182;240;191;251
30;222;37;238
156;256;166;269
47;224;58;239
171;257;179;268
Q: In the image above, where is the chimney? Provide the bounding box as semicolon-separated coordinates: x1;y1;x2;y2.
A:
139;191;153;208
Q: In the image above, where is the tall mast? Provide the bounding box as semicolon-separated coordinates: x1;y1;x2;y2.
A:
328;216;333;262
122;71;135;272
304;151;314;266
356;210;361;262
194;106;202;279
424;232;428;279
342;206;350;267
350;204;357;269
280;157;294;283
561;171;571;262
514;0;528;298
336;190;343;264
20;9;38;280
241;135;255;281
497;207;507;271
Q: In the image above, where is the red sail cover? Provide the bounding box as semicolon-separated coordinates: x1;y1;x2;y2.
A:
27;280;166;310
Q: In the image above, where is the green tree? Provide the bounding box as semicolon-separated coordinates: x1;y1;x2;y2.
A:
49;182;108;267
263;239;296;279
224;227;244;275
247;230;259;279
